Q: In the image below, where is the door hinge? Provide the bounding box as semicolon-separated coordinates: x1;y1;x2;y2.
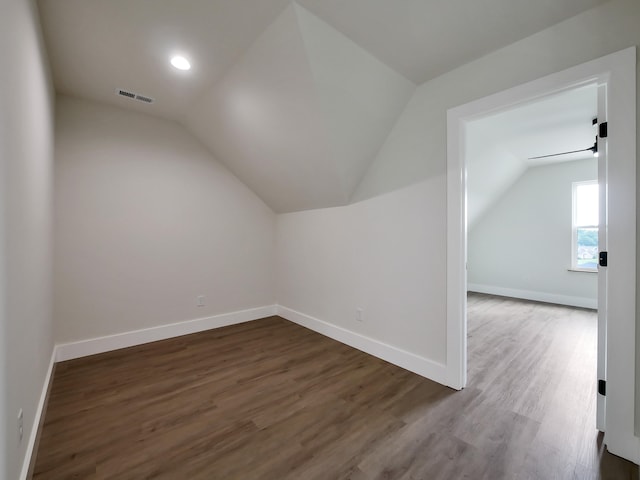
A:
598;379;606;396
599;251;608;267
599;122;608;138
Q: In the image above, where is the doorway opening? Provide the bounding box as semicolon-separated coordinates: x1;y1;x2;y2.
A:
446;47;637;463
463;81;601;424
462;82;604;448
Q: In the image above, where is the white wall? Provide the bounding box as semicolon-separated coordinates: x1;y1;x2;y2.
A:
0;0;55;478
468;159;598;308
276;178;447;376
54;97;276;343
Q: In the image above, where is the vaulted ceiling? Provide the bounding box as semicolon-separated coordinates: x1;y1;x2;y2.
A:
37;0;608;212
467;84;598;228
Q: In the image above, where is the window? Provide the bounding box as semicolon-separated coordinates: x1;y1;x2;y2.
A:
572;180;599;271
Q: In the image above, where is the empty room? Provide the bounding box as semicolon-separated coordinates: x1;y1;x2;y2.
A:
1;0;639;479
465;84;605;471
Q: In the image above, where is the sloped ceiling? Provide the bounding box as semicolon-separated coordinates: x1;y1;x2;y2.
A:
186;5;414;212
467;84;598;229
37;0;608;213
297;0;608;84
37;0;291;121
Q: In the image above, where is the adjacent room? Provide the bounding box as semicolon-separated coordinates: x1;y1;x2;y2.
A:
1;0;639;478
465;85;602;428
463;84;606;476
467;85;599;310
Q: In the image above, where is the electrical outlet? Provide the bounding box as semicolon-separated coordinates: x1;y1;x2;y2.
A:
197;295;205;307
17;409;23;442
356;308;364;322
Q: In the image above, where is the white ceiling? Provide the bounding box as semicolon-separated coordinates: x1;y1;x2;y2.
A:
37;0;608;212
185;5;414;212
297;0;607;84
37;0;291;121
466;84;598;228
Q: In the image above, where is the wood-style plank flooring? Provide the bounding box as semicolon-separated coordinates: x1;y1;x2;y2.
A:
32;294;638;479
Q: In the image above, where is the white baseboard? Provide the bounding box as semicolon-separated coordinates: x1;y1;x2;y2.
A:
276;305;449;387
467;283;597;310
20;348;56;480
605;433;640;467
56;305;278;362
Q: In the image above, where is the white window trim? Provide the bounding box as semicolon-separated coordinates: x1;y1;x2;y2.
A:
571;180;598;272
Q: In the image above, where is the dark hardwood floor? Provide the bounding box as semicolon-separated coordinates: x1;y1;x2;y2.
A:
32;294;638;479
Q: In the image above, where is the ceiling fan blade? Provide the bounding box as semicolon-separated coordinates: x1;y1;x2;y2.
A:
528;147;593;160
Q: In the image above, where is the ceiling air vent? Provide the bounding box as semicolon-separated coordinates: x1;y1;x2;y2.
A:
116;88;154;104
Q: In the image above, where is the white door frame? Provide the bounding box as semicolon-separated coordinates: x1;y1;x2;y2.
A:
446;47;637;463
596;82;608;432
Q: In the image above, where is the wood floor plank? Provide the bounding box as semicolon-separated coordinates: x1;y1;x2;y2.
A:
32;298;638;479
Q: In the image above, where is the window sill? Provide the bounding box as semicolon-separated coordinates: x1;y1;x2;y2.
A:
567;268;598;274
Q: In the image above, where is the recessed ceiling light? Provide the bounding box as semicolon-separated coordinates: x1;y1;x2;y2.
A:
170;56;191;71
